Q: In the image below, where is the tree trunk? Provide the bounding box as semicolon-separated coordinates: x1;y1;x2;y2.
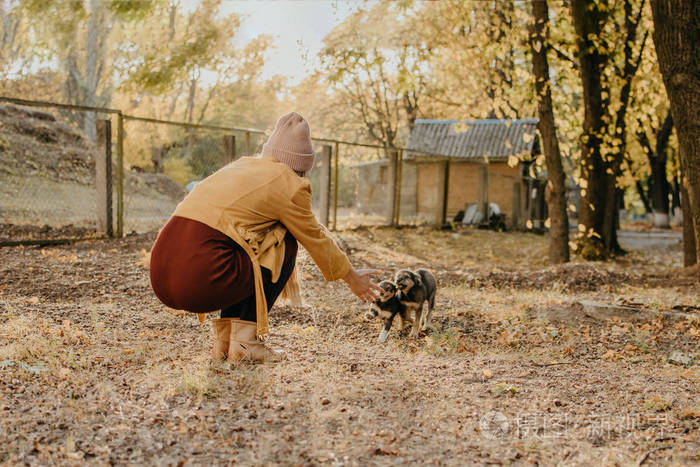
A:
651;0;700;275
530;0;569;263
651;111;674;227
84;0;103;141
601;174;622;253
681;185;697;266
650;156;670;227
638;111;674;227
602;0;648;253
0;2;25;70
635;179;653;214
671;175;681;218
569;0;612;259
183;73;198;159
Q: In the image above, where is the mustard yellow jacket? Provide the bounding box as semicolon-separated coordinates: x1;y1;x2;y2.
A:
172;155;352;335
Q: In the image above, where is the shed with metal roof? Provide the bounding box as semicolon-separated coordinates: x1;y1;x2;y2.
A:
351;118;542;227
405;119;539;162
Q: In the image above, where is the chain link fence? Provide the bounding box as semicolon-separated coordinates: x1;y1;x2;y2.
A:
0;96;546;245
0;101;112;244
119;117;270;233
323;145;394;228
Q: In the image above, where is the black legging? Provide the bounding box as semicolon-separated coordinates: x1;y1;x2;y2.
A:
220;232;298;321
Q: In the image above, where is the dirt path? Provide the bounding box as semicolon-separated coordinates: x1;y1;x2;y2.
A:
0;228;697;465
618;230;682;252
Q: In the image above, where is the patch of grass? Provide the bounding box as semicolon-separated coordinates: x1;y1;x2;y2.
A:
424;328;461;357
643;396;672;412
646;299;665;312
120;343;152;365
179;368;220;400
632;330;652;353
0;315;50;364
491;382;519;396
288;324;317;336
65;348;91;370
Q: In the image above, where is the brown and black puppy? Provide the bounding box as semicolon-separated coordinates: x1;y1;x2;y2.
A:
394;269;437;337
364;280;410;343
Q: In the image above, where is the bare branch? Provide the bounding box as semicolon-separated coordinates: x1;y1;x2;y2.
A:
551;46;576;64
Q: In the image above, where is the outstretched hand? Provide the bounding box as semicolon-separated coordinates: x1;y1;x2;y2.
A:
342;268;382;303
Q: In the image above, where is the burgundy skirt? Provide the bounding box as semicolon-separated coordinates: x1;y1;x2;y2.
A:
149;216;258;313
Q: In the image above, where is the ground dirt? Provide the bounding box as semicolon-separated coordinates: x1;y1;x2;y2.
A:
0;227;698;465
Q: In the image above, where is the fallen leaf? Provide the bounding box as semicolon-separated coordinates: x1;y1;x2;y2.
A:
136;249;151;268
680;409;700;420
373;446;399;456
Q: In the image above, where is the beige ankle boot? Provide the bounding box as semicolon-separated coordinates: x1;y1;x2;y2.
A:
211;318;234;361
228;320;284;362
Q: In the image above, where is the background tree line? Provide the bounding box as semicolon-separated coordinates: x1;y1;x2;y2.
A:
1;0;697;271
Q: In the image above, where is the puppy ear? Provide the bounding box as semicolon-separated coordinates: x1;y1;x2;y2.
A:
412;271;423;287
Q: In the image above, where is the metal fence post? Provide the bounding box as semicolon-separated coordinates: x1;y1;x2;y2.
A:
386;148;398;226
394;149;403;226
319;145;332;226
223;134;236;165
440;159;451;225
95;119;113;237
512;181;522;229
332;142;339;230
478;165;489;224
116;113;125;237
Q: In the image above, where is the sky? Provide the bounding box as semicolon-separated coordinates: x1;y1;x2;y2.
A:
220;0;363;86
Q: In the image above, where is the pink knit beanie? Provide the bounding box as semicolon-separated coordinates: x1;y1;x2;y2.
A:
262;112;315;175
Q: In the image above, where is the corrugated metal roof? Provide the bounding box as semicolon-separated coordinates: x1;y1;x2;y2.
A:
406;119;538;161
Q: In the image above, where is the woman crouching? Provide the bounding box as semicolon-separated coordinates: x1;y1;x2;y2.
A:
149;112;380;362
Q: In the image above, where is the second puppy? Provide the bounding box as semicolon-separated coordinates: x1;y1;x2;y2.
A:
395;268;437;337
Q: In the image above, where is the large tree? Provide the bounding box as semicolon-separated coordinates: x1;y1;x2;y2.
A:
115;0;273;170
529;0;569;263
569;0;649;258
634;110;674;227
0;0;28;76
319;1;430;148
416;0;533;121
650;0;700;271
22;0;154;140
